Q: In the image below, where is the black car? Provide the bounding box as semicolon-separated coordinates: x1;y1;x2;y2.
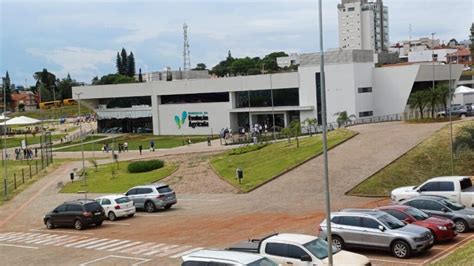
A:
44;199;105;230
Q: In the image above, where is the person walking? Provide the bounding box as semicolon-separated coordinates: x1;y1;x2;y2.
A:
207;136;211;146
139;145;143;155
150;140;155;152
124;141;128;152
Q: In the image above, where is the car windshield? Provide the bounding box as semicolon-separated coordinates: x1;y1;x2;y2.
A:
85;202;103;212
115;197;131;204
248;258;278;266
378;214;405;229
406;207;429;220
303;238;339;259
440;199;464;210
157;186;172;193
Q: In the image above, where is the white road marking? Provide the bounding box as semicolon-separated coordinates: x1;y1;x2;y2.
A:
156;245;191;257
30;228;94;235
123;243;157;254
0;232;19;239
23;234;54;244
79;255;150;266
170;247;204;258
53;236;86;246
36;235;69;245
27;234;60;244
135;244;166;255
0;243;39;249
84;239;121;249
103;222;130;226
106;241;142;252
73;238;109;249
96;240;130;251
0;233;27;241
5;233;38;242
368;258;420;265
64;238;98;248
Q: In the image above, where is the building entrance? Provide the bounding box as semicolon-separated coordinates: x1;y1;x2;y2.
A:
252;113;285;131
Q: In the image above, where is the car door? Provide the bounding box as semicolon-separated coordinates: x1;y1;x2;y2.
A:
126;189;139;207
52;204;67;225
65;204;83;226
338;216;364;246
437;182;458;202
286;244;312;266
264;242;289;265
101;198;112;215
419;182;440;196
361;217;390;248
424;200;453;219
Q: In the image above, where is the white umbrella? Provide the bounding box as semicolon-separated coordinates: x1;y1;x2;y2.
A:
5;116;41;126
454;85;474;94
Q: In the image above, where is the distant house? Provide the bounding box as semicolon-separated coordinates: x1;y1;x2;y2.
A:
11;91;37;112
447;48;472;65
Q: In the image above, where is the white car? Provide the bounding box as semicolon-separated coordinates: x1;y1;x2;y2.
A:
182;249;278;266
95;195;136;221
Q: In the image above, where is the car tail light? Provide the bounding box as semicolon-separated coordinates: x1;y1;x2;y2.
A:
114;205;121;210
157;195;165;199
317;225;322;232
83;212;92;217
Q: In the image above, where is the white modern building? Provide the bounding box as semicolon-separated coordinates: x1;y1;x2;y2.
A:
408;48;457;63
338;0;389;52
389;37;441;60
72;50;463;136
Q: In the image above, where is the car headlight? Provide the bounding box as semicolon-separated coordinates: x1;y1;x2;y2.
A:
437;225;447;231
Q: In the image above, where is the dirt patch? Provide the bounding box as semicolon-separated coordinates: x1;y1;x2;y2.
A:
162;153;239;194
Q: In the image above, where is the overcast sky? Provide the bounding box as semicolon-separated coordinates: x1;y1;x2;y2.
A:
0;0;472;85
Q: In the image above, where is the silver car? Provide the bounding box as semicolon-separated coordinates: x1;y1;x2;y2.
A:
319;209;433;259
125;183;177;213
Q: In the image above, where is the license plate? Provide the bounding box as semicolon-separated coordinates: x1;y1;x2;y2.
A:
95;212;101;215
429;240;433;245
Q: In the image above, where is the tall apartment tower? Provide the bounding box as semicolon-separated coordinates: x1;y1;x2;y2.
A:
338;0;389;52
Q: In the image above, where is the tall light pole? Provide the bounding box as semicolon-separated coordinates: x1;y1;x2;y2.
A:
3;79;8;200
431;32;436;92
448;63;454;175
270;74;276;140
75;92;87;200
318;0;333;264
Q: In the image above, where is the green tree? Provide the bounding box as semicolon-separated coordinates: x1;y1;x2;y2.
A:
289;119;302;148
408;91;430;119
230;57;255;75
2;71;12;109
116;52;122;74
334;111;356;128
127;51;136;77
303;117;317;136
281;127;292;143
94;74;136;85
262;51;287;72
33;69;56;102
435;83;451;113
120;48;128;75
56;73;79;100
193;63;207;70
454;125;474;156
470;23;474;66
427;88;441;118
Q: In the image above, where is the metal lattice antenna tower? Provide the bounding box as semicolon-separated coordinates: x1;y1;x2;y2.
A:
183;23;191;78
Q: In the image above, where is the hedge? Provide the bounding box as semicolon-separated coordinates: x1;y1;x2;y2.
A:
127;160;164;173
228;143;268;155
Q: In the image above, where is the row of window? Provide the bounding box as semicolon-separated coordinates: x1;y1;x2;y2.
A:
358;87;372;93
331;216;381;229
235;88;299;108
161;92;229;105
265;243;308;259
418;181;454;192
359;111;373;117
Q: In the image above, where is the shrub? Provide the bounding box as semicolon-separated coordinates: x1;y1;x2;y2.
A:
127;160;164;173
229;143;268;155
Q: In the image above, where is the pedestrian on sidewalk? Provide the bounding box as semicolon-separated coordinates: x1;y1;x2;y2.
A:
150;140;155;152
207;136;211;146
124;142;128;152
139;145;143;155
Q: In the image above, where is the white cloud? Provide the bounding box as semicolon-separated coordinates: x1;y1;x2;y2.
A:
26;47;116;80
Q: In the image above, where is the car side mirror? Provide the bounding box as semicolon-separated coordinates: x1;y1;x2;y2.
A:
300;255;312;262
418;188;425;192
378;225;385;231
441;208;449;213
404;218;413;224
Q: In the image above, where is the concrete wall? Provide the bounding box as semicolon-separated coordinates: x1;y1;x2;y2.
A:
354;63;374;116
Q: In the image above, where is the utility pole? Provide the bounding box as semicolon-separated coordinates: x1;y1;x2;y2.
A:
431;32;436;93
3;78;8;200
448;62;454;175
318;0;333;264
75;92;87;200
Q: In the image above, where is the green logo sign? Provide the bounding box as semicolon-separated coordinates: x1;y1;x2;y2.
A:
174;111;187;129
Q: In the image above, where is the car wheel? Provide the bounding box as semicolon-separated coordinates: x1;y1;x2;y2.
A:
331;236;345;250
108;211;117;221
454;219;468;233
428;230;437;242
145;201;156;213
392;240;411;259
164;204;172;210
95;221;103;226
74;219;84;230
45;219;54;229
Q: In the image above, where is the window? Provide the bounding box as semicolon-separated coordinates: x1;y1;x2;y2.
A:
407;200;426;209
66;204;83;212
102;199;111;205
55;205;67;213
85;202;103;212
126;189;137;195
235;88;299;108
439;182;455;192
99;96;151;108
161;92;229;104
386;210;408;220
115;197;131;204
157;186;172;193
287;245;308;259
425;201;444;211
331;216;341;224
420;182;439;192
359;111;373;117
358;87;372;93
348;7;355;11
362;217;381;229
341;216;361;227
460;178;473;191
265;243;287;257
138;188;153;194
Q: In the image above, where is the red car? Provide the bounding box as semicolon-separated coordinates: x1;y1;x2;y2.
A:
377;205;457;242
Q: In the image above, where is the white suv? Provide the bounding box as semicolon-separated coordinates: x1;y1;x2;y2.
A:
95;195;136;221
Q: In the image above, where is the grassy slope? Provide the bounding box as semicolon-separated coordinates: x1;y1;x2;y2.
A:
211;129;356;192
60;161;177;193
4;134;66;148
10;105;93;119
56;135;209;152
348;121;474;196
53;135;107;149
431;240;474;265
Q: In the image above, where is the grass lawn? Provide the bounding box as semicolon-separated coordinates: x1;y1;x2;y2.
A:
431;240;474;265
348;121;474;197
3;133;66;148
56;134;210;152
10;105;93;119
0;159;68;205
53;135;107;149
60;161;178;193
210;129;356;192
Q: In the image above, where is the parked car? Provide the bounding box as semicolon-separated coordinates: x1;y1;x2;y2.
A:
228;233;371;265
124;183;177;213
391;176;474;208
437;104;473;118
182;249;278;266
43;199;105;230
376;205;457;242
318;209;433;259
400;195;474;233
95;195;136;221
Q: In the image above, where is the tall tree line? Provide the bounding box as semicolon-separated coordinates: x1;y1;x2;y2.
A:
116;48;136;77
1;71;13;110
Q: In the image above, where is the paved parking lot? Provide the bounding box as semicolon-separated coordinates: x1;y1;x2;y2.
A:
1;121;471;265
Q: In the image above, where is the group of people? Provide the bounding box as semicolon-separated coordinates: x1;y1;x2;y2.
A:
101;142;128;153
14;147;37;160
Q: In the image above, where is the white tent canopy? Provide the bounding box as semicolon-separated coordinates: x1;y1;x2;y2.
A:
454;85;474;94
4;116;41;126
0;114;9;121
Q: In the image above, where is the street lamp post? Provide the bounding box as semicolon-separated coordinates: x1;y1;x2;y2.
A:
3;80;8;200
75;92;87;200
318;0;333;265
431;32;436;92
448;63;454;174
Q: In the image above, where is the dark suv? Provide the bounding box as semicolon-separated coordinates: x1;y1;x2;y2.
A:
44;199;105;230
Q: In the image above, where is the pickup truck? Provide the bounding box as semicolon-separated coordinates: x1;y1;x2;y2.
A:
391;176;474;207
227;233;370;266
